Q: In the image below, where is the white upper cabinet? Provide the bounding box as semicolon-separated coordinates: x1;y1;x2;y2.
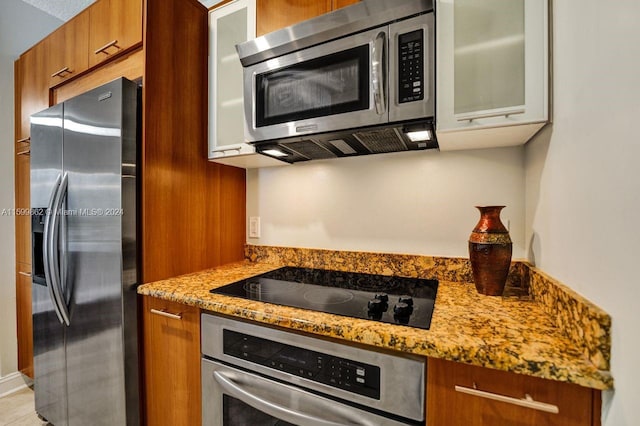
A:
436;0;549;150
208;0;285;168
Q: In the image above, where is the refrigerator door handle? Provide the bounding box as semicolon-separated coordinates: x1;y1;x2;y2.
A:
49;172;71;326
43;174;65;324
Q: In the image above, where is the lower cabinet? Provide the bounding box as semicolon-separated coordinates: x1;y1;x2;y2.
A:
426;358;600;426
16;263;33;378
142;296;201;426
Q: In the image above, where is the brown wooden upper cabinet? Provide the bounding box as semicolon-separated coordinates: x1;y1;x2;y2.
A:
47;9;90;87
16;42;49;141
88;0;143;68
256;0;359;36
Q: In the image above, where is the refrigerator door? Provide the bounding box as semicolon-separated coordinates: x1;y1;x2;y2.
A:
62;78;139;426
31;104;68;426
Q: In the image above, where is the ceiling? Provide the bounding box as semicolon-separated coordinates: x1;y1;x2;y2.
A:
20;0;210;21
19;0;96;21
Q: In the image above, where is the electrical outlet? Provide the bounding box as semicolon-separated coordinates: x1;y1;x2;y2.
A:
249;216;261;238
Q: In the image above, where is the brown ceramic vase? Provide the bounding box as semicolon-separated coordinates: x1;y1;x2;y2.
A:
468;206;512;296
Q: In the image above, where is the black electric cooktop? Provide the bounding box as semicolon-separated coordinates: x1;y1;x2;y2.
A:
210;267;439;330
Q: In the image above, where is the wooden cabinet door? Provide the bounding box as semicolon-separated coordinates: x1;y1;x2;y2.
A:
16;263;33;379
47;9;90;87
89;0;143;68
17;42;50;142
426;358;597;426
14;142;31;265
143;296;201;426
256;0;331;36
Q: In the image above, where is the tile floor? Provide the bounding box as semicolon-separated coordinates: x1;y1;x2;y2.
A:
0;387;47;426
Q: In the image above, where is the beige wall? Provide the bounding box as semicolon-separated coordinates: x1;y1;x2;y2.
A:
525;1;640;424
0;0;61;379
247;146;526;258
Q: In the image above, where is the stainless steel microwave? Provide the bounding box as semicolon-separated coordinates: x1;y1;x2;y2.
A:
236;0;436;163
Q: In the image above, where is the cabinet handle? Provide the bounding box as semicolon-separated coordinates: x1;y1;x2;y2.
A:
17;149;31;156
94;39;119;55
18;271;32;277
150;308;182;320
17;137;30;143
51;67;72;78
454;385;559;414
456;108;526;122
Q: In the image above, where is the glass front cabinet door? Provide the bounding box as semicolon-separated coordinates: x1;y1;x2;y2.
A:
208;0;285;168
436;0;549;150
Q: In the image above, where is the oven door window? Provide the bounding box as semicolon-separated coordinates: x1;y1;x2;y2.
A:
255;45;370;127
223;395;296;426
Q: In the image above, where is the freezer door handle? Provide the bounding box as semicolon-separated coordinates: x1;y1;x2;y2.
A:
49;172;71;326
43;174;64;324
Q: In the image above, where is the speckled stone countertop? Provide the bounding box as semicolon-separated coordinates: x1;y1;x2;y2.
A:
138;260;613;390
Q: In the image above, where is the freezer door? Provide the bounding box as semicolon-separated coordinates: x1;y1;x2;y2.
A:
31;104;68;426
62;78;139;426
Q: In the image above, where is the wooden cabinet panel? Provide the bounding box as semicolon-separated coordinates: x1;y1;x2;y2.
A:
426;358;598;426
143;296;201;426
89;0;143;68
256;0;331;36
142;0;246;283
54;48;143;104
16;263;33;379
14;142;31;265
47;9;90;87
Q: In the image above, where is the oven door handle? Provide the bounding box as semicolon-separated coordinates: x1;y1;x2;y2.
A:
213;370;372;426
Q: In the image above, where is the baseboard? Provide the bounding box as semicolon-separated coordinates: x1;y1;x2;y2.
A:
0;372;31;398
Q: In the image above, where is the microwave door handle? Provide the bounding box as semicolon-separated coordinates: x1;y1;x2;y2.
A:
372;31;387;115
43;174;65;324
213;371;372;426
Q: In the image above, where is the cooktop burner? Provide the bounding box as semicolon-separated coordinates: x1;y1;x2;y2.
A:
210;267;439;330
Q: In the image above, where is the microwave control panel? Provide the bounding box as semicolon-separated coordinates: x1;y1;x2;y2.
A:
398;29;424;103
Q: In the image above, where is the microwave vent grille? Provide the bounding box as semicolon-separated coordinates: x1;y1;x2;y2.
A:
354;128;408;154
287;140;336;160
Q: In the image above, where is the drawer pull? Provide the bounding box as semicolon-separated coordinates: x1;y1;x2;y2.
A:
454;385;559;414
17;137;30;143
150;308;182;320
17;149;31;156
95;39;119;55
18;271;32;277
51;67;72;78
456;108;525;122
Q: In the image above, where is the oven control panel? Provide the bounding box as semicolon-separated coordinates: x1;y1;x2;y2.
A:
398;29;424;104
223;329;381;399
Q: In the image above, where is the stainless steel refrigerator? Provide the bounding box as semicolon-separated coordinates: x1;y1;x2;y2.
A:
30;78;140;426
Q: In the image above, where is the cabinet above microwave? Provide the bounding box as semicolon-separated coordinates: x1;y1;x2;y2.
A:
435;0;550;151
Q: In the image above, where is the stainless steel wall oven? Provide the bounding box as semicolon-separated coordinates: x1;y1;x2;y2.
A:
202;314;426;426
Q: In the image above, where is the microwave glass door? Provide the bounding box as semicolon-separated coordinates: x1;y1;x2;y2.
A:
256;45;370;127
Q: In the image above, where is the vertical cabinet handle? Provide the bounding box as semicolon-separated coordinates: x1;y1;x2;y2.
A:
150;308;182;320
454;385;559;414
94;39;119;55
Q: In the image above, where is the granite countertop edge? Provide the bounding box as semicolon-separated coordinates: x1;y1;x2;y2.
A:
137;261;613;390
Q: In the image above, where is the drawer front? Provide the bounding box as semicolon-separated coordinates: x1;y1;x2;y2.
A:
426;358;597;426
